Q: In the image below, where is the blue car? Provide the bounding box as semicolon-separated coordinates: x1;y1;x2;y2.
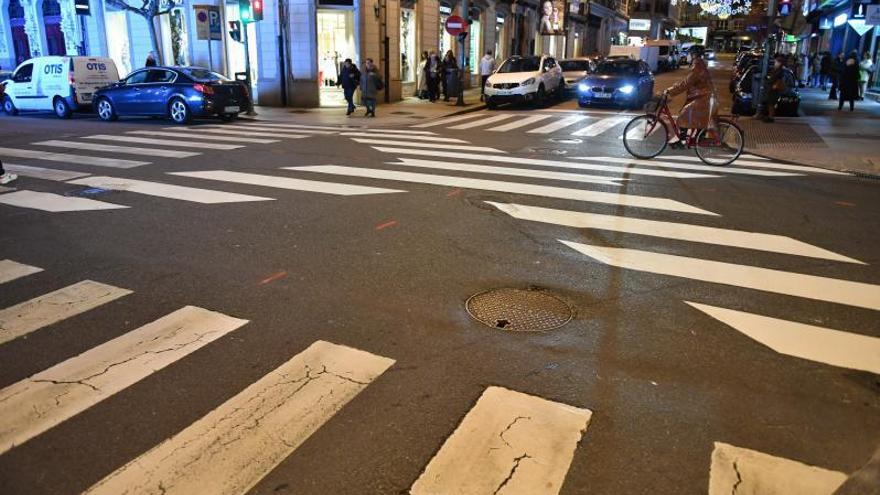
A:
94;66;250;124
577;59;654;109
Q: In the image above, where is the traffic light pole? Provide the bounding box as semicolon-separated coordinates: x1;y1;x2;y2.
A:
242;23;257;116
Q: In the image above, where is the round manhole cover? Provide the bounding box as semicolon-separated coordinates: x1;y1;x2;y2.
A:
466;288;573;332
548;137;583;144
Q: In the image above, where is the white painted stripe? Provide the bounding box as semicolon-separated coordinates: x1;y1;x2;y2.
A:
0;147;149;169
32;140;200;159
352;138;503;153
162;128;308;139
371;147;721;179
687;302;880;374
0;260;43;285
243;122;439;134
574;156;801;177
68;177;274;204
490;202;862;264
84;135;244;151
357;128;438;135
561;242;880;311
448;114;517;130
411;112;487;128
0;190;128;212
170;170;406;196
709;442;846;495
741;154;769;161
85;340;394;495
570;116;628;136
3;163;90;181
0;306;247;456
410;386;591;495
341;132;467;143
392;158;623;186
488;114;555;132
128;130;280;144
0;280;132;346
662;155;848;175
289;166;716;215
527;115;592;134
199;124;336;135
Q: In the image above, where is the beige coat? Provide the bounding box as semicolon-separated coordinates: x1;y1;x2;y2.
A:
667;58;717;129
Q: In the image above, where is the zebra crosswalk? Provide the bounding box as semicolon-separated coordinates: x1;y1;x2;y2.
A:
410;111;640;137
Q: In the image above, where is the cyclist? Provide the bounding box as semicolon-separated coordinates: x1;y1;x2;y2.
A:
662;45;718;147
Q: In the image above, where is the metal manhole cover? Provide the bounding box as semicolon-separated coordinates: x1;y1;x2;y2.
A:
548;137;583;144
466;288;573;332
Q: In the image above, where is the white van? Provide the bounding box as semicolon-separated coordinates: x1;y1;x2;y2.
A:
2;56;119;118
645;40;681;71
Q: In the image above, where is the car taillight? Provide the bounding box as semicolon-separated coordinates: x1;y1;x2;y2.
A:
69;73;75;85
193;83;215;95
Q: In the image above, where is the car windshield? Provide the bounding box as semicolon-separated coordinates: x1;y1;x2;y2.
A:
498;57;541;73
180;68;230;82
559;61;591;72
595;61;638;75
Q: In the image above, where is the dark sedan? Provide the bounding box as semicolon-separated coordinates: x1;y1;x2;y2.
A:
94;66;250;124
577;59;654;109
731;65;800;117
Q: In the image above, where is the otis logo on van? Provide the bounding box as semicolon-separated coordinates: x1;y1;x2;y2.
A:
86;62;107;71
44;64;64;75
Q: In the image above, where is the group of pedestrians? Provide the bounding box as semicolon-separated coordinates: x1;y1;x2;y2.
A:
337;58;384;117
808;50;874;111
415;50;461;102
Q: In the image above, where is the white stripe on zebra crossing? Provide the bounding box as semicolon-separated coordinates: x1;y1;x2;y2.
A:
709;442;846;495
170;170;406;196
0;147;149;168
561;242;880;311
163;127;309;139
488;114;555;132
0;306;247;456
84;134;245;150
68;176;274;204
448;114;517;130
570;116;629;136
0;260;43;285
0;190;129;212
490;202;862;264
661;155;848;175
370;147;721;179
128;130;279;144
411;112;487;128
392;158;623;186
200;124;336;135
85;340;394;495
31;140;201;159
0;280;132;346
4;163;90;181
410;386;591;495
352;138;504;153
241;123;440;134
289;166;716;215
341;132;467;143
687;302;880;374
527;115;592;134
574;156;802;177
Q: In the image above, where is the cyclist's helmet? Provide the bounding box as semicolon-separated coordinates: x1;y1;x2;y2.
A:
689;45;706;58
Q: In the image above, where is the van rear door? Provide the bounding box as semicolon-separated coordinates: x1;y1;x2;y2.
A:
72;57;120;105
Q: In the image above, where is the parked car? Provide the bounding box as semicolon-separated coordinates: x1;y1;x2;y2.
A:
93;66;250;124
559;57;596;91
730;50;762;93
577;58;654;109
2;56;119;118
731;65;800;117
705;48;716;61
646;40;681;71
484;55;564;109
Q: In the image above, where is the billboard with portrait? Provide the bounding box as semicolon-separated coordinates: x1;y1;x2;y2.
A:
538;0;566;35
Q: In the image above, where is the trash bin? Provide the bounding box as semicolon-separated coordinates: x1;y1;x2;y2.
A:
445;68;460;98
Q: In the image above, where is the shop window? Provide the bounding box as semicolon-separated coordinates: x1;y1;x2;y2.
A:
469;19;481;73
104;8;131;76
161;8;189;66
41;0;66;56
401;8;416;82
8;0;31;64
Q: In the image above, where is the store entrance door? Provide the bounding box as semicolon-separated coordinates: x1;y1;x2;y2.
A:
318;9;356;107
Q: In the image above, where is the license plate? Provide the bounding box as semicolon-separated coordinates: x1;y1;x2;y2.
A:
593;92;611;98
494;90;509;95
224;106;240;113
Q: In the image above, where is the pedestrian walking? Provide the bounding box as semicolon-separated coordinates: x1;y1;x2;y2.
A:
838;53;860;112
338;58;360;116
426;52;441;102
0;160;17;185
416;51;428;99
479;51;496;101
441;50;457;102
360;58;384;118
820;52;832;91
829;52;844;100
760;55;789;123
810;52;821;87
859;51;873;100
145;51;158;67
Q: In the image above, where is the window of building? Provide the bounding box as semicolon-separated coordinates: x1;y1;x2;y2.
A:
401;8;416;82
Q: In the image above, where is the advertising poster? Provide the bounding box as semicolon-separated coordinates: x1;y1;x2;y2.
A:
538;0;566;35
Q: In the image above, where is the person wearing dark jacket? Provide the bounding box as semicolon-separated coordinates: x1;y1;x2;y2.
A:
426;52;441;102
761;56;788;123
819;52;832;90
838;53;860;112
360;59;383;117
338;59;360;116
145;51;158;67
829;52;845;100
441;50;457;101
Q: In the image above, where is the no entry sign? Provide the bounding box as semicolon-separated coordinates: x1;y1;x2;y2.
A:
445;15;467;36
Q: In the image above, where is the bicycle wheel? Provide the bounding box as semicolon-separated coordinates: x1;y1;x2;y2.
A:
622;115;669;159
695;119;744;166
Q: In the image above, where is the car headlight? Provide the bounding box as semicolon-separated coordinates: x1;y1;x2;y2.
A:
619;85;635;95
522;77;536;86
578;83;589;92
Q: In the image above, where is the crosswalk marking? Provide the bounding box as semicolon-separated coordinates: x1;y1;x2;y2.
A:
0;306;247;456
370;147;721;179
170;170;406;196
241;122;442;134
574;156;801;177
410;386;591;495
411;112;487;128
527;115;592;134
667;155;849;175
85;340;395;495
570;116;629;136
448;114;517;130
0;260;43;285
201;124;336;135
31;140;201;159
128;130;280;144
289;166;717;215
391;158;623;187
341;132;467;143
352;138;504;153
0;280;132;346
488;114;555;132
4;163;90;181
490;202;862;263
68;176;274;204
709;442;846;495
561;242;880;311
0;190;129;212
0;147;149;168
687;302;880;374
84;135;245;151
165;127;308;139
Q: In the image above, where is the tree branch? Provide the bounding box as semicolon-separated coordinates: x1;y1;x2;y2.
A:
105;0;147;16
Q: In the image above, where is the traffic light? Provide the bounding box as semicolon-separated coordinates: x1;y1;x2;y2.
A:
229;20;242;42
239;0;252;23
778;0;792;17
252;0;263;21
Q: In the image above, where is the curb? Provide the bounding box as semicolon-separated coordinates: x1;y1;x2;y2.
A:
743;148;880;180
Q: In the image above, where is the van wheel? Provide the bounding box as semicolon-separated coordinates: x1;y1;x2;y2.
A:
3;95;18;116
169;98;191;124
96;98;118;121
54;97;72;119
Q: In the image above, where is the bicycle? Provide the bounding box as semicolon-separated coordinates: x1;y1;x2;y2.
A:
622;93;745;166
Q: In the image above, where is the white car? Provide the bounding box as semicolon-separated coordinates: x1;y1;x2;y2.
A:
484;55;564;109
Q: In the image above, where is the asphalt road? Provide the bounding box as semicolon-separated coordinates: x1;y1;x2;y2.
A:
0;59;878;495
